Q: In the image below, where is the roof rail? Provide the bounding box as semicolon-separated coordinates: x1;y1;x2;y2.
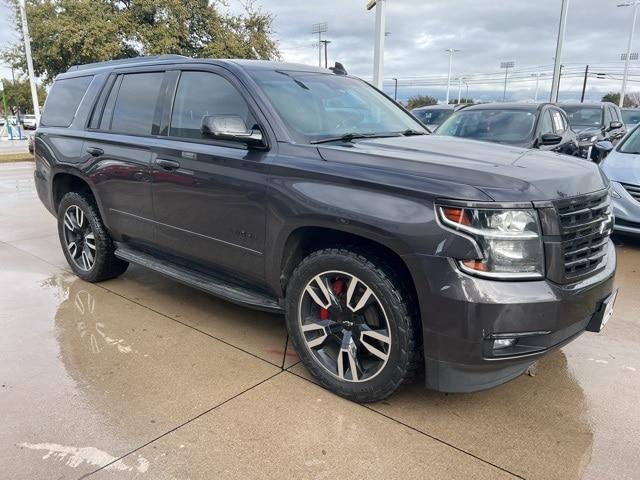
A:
67;54;189;72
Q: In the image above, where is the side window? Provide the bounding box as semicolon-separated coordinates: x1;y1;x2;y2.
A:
41;76;94;127
613;107;622;123
170;71;255;140
605;107;614;125
110;72;164;136
539;110;554;136
99;75;122;130
551;110;566;134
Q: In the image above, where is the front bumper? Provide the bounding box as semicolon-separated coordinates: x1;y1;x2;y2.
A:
407;241;616;393
609;181;640;237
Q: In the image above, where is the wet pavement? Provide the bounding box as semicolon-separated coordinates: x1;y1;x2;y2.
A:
1;162;639;480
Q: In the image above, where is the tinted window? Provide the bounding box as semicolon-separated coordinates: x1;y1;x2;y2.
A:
563;106;602;128
619;125;640;153
622;110;640;125
539;111;554;135
41;76;93;127
170;71;254;140
110;72;164;136
436;109;536;144
412;108;453;126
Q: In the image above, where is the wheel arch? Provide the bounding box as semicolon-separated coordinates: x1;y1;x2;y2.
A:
51;171;107;222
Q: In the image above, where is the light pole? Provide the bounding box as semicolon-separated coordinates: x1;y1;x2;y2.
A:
581;65;589;103
18;0;40;123
311;22;328;68
618;1;640;107
392;77;398;101
457;76;463;104
500;61;515;101
445;48;459;104
550;0;570;102
367;0;386;89
320;39;332;68
531;72;545;102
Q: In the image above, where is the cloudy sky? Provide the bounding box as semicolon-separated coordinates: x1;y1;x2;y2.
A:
1;0;639;102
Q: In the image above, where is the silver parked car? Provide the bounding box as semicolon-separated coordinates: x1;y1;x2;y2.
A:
601;125;640;236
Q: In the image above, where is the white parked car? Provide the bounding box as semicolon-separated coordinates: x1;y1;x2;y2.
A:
22;114;37;130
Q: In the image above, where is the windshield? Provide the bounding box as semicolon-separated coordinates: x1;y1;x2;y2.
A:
412;109;453;125
622;110;640;125
435;109;536;144
251;71;425;143
562;106;602;128
619;125;640;154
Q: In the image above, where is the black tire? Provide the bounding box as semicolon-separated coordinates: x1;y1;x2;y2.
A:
285;248;420;402
57;191;128;282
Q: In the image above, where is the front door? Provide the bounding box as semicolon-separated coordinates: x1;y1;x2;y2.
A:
150;69;269;283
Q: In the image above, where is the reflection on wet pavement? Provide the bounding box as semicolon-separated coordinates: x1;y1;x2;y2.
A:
1;162;639;479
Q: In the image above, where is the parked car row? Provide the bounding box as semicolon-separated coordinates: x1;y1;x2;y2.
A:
0;114;38;129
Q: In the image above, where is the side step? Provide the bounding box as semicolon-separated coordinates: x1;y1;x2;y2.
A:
114;245;283;313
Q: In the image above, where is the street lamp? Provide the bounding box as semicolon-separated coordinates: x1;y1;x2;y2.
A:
445;48;460;104
367;0;386;89
500;61;515;101
18;0;40;123
531;72;546;102
618;1;640;107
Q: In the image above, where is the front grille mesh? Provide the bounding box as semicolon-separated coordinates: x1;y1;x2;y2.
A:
556;191;612;281
621;183;640;203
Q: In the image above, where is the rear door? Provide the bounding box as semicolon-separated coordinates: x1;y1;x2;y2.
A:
149;67;270;284
84;69;166;247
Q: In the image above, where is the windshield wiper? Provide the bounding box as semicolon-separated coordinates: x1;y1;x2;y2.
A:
310;132;401;144
400;129;427;136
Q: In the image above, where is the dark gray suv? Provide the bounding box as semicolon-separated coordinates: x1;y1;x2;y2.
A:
33;56;617;402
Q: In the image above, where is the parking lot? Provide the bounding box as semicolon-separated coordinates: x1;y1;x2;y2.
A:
1;161;639;480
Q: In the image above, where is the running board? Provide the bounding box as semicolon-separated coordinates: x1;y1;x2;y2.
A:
114;246;283;313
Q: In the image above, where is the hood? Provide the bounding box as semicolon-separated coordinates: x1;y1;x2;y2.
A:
317;135;607;202
601;149;640;185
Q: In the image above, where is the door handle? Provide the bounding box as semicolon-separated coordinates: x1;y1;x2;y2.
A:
86;147;103;157
156;159;181;171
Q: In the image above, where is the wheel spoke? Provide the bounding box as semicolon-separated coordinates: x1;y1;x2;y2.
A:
64;212;75;231
85;232;96;250
305;275;332;309
360;327;391;361
337;331;359;381
346;277;374;313
67;241;78;257
74;206;84;228
301;319;338;348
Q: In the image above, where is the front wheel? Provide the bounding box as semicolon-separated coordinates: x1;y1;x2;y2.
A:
285;248;420;402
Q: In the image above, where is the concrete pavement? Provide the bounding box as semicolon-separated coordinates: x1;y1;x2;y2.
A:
1;162;639;479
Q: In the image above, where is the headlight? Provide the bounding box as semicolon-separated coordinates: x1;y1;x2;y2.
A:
579;135;598;143
438;205;544;279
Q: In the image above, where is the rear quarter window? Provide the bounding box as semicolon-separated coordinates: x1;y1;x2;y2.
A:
41;76;94;127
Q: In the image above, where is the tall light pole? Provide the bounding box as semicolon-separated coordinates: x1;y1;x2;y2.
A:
618;1;640;107
311;22;328;68
550;0;570;102
367;0;386;89
500;61;515;101
445;48;459;104
392;77;398;101
18;0;40;122
457;76;463;104
320;39;332;68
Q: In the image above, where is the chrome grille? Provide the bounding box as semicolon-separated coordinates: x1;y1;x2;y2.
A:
556;191;612;281
621;183;640;203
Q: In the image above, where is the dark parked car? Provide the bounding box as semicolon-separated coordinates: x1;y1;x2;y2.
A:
601;125;640;237
621;108;640;130
434;102;579;156
560;102;626;161
34;56;616;402
410;104;457;131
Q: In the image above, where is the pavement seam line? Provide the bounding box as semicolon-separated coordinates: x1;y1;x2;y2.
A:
285;369;527;480
79;370;285;479
4;238;523;479
1;239;285;370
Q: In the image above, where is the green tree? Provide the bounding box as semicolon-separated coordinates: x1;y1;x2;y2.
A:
449;97;473;105
405;95;438;110
601;91;640;107
2;0;280;84
1;78;47;114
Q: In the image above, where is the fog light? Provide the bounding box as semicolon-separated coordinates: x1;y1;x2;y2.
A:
493;338;516;350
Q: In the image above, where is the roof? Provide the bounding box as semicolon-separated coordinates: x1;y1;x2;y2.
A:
411;104;456;111
557;102;611;108
459;102;547;112
65;55;330;76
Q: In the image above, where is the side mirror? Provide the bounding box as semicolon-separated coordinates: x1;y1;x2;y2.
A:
201;115;265;148
540;133;563;146
594;140;614;154
608;121;623;131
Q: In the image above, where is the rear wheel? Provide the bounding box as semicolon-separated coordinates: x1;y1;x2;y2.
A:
286;248;419;402
57;192;128;282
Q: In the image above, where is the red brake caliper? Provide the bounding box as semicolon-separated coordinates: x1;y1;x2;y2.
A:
319;279;345;320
